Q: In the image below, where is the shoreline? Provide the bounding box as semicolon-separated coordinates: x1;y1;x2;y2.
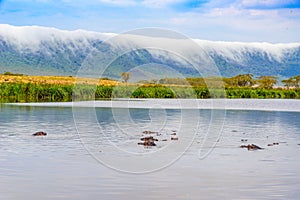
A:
5;98;300;112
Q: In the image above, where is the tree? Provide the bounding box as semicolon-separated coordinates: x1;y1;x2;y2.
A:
121;72;130;84
257;76;277;89
4;71;12;75
223;74;255;87
235;74;255;87
282;75;300;88
294;75;300;88
282;78;295;89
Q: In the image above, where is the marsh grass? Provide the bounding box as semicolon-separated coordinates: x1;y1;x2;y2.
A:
0;75;299;102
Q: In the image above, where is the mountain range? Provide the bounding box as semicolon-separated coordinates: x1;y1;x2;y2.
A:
0;24;299;80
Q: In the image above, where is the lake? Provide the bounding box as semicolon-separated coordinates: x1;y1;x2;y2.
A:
1;99;300;200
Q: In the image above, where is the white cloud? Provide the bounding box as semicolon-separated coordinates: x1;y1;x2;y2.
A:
163;2;300;42
170;17;188;25
2;0;299;42
9;0;51;2
142;0;184;8
206;6;243;17
99;0;137;6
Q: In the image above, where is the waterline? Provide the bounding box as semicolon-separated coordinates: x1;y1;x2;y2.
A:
5;98;300;112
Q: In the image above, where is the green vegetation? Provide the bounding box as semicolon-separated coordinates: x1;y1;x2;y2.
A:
1;74;300;103
225;88;299;99
1;83;299;103
3;71;25;76
0;82;73;102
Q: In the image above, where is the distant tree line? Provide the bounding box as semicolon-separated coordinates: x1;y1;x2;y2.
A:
136;74;300;89
2;71;26;76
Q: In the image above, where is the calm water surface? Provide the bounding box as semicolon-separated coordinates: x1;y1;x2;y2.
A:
1;99;300;200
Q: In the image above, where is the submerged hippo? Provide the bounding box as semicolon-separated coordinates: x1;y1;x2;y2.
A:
240;144;263;150
138;136;158;146
32;131;47;136
138;141;157;147
140;136;158;142
268;142;279;146
142;131;158;134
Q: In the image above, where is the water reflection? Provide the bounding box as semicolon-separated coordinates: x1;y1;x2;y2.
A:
1;101;300;199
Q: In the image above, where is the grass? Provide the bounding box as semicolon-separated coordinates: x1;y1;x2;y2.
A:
0;75;299;103
0;74;117;86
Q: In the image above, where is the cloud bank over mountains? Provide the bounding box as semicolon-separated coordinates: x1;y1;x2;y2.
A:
0;24;299;78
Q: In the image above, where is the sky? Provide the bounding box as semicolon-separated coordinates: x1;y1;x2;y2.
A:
0;0;299;43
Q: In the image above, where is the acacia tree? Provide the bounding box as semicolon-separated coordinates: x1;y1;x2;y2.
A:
293;75;300;88
282;75;300;88
223;74;255;87
257;76;277;89
121;72;130;84
235;74;255;87
282;78;294;89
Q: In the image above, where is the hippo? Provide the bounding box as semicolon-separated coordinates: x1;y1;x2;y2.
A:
32;131;47;136
138;136;158;146
142;131;158;134
240;144;263;150
140;136;158;142
268;142;279;146
138;141;156;147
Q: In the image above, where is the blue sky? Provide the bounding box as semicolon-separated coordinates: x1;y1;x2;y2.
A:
0;0;299;42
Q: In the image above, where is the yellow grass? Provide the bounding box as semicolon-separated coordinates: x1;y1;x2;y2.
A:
0;75;119;86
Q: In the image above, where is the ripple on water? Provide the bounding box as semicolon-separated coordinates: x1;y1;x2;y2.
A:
1;100;300;199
